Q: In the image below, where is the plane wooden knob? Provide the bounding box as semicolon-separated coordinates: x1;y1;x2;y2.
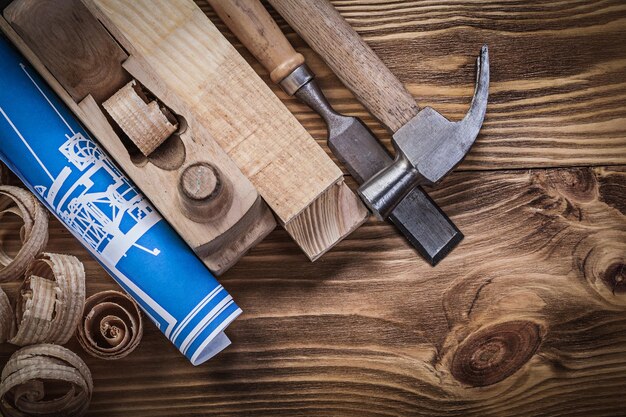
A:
178;162;233;222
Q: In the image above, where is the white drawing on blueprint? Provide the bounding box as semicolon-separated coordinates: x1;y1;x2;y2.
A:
10;63;161;263
55;132;161;261
0;62;179;338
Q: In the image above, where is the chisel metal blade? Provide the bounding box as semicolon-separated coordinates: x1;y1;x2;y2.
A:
296;81;462;265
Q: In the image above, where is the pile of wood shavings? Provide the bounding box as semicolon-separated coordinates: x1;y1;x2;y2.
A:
11;253;86;346
0;182;145;416
0;186;48;282
0;185;92;416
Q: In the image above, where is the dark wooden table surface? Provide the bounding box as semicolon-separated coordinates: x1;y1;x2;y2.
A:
2;0;626;416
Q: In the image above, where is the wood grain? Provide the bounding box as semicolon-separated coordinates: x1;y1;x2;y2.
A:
103;80;178;156
177;162;234;223
206;0;305;84
1;0;626;416
0;167;623;416
283;181;366;260
4;0;131;104
332;0;626;170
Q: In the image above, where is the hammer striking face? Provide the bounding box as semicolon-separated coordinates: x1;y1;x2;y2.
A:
359;45;490;220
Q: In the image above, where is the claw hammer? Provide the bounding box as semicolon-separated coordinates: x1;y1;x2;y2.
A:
268;0;490;220
208;0;465;264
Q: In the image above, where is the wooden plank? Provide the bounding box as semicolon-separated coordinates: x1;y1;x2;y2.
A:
84;0;368;260
1;1;625;416
2;1;277;275
0;167;624;416
338;1;626;170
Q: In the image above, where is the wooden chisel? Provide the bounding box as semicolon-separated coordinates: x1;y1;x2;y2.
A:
208;0;462;265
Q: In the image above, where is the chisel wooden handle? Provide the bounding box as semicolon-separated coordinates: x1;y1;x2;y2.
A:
207;0;304;84
268;0;420;133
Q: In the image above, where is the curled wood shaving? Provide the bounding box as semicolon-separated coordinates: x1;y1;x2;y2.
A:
10;253;86;346
0;344;92;417
77;290;143;360
0;286;14;343
103;80;178;156
0;186;48;282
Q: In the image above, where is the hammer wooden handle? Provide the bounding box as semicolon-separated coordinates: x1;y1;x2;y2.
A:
207;0;304;84
268;0;420;133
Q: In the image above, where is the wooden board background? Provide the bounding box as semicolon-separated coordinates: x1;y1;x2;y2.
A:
1;0;626;416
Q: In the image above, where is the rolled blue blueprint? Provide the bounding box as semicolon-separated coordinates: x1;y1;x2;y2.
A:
0;35;241;365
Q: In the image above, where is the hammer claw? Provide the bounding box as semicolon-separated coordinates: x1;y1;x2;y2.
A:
463;45;490;130
359;45;490;220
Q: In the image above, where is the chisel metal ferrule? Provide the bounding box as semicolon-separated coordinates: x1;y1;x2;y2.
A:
279;64;314;96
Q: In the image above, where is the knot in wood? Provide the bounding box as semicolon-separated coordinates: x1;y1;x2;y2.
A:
579;233;626;302
598;171;626;215
544;168;598;203
603;262;626;294
451;321;541;387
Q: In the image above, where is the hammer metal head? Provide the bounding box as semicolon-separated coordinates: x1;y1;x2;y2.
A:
395;45;490;184
293;78;463;265
359;45;490;219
